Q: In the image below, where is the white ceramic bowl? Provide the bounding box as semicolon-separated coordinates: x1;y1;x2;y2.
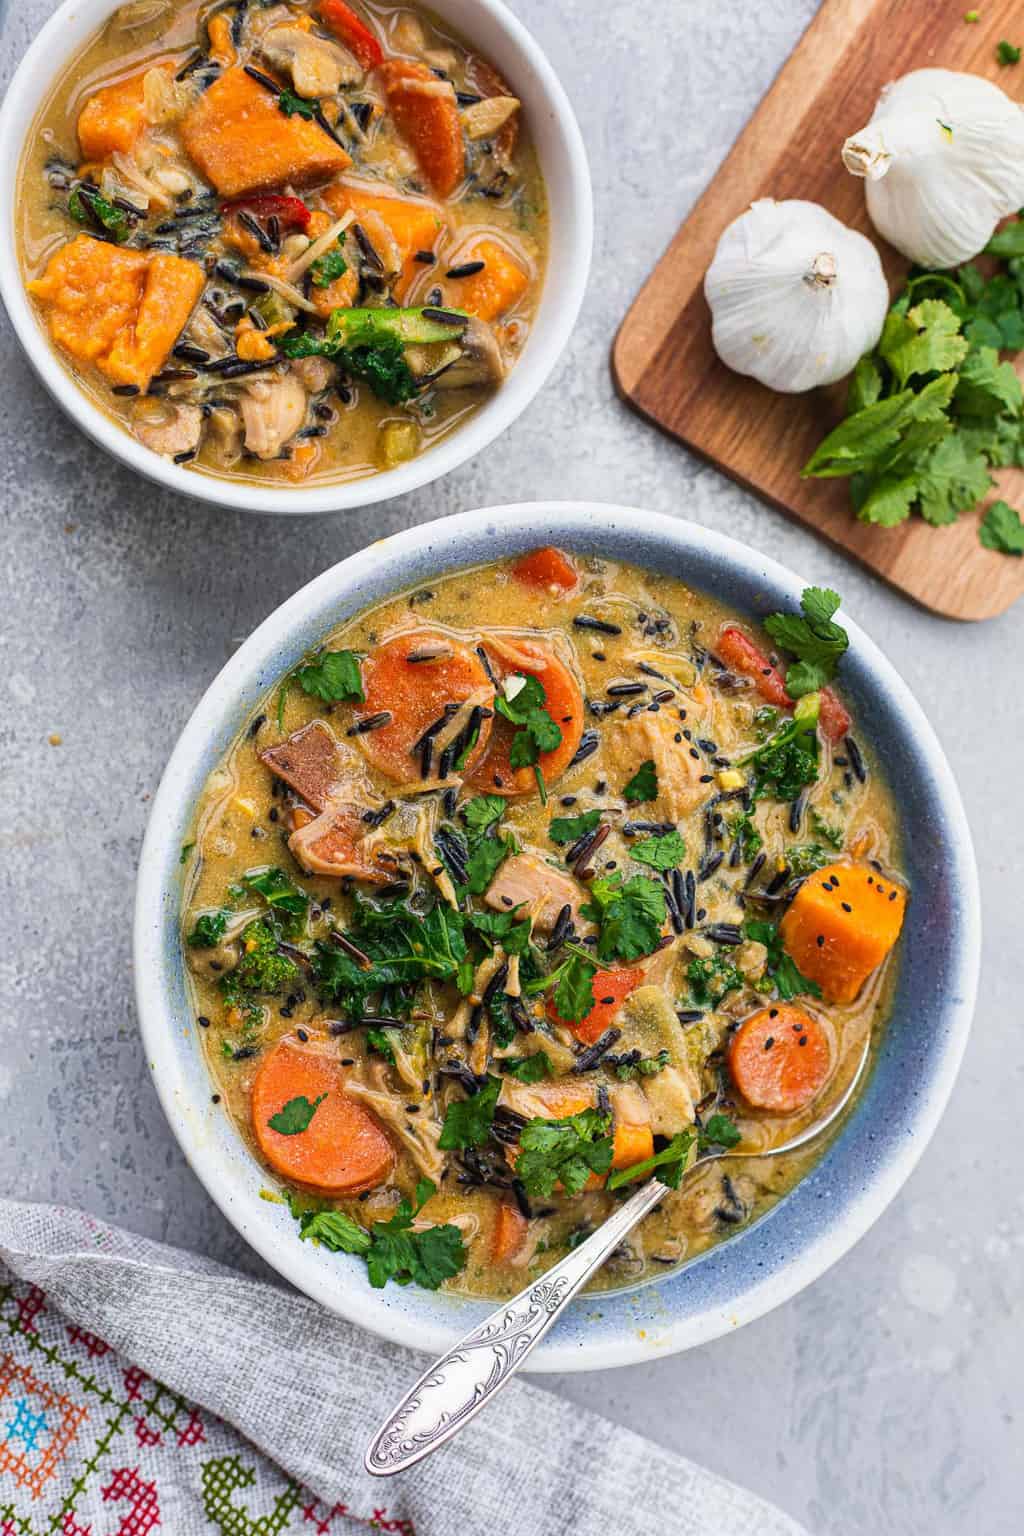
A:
134;502;981;1370
0;0;592;514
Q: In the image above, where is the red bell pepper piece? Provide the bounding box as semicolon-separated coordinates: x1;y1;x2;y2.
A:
318;0;384;69
220;194;311;232
716;626;850;743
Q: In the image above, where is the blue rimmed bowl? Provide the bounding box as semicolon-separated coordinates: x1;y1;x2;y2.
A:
133;503;980;1369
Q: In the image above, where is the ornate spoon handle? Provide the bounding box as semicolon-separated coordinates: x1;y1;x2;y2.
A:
365;1176;667;1475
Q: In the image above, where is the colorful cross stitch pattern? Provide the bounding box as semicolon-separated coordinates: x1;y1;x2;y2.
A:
0;1271;415;1536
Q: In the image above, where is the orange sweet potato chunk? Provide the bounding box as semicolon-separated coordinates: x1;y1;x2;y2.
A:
323;180;444;300
180;67;350;199
779;861;907;1005
444;237;528;321
27;235;204;391
77;65;165;161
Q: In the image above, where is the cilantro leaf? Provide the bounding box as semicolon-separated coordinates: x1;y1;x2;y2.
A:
516;1110;614;1198
438;1075;501;1149
979;499;1024;554
295;649;364;703
299;1180;466;1290
495;675;562;796
622;759;658;803
954;345;1023;417
764;587;848;697
548;808;602;845
268;1092;326;1135
279;87;318;118
631;828;686;870
309;243;348;289
997;38;1021;64
606;1130;695;1191
552;951;596;1022
699;1113;742;1150
495;674;546;723
467;909;532;955
915;434;993;525
879;300;969;389
588;873;666;963
744;918;822;1001
502;1052;552;1083
187;911;228;948
462;795;506;833
465;834;513;894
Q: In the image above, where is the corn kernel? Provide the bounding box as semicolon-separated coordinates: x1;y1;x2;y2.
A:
232;795;258;818
716;768;744;791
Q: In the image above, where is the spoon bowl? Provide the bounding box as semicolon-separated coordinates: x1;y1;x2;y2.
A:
365;1036;873;1476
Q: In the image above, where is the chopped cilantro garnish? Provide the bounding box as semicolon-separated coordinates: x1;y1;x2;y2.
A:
309;243;348;289
516;1110;614;1198
298;1178;466;1290
631;828;685;871
463;794;506;832
552;951;597;1022
502;1052;552;1083
548;808;602;845
268;1093;326;1135
278;87;319;117
467;909;532;955
582;873;666;963
763;588;849;697
495;674;562;802
699;1113;742;1150
438;1075;501;1149
295;649;364;703
622;759;658;803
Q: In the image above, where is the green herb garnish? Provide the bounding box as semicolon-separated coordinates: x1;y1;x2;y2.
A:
979;499;1024;554
744;918;822;1001
997;39;1021;64
551;950;597;1022
278;87;319;118
516;1110;614;1198
699;1113;742;1150
764;588;848;698
548;808;602;845
622;759;657;803
502;1052;552;1083
268;1093;326;1135
438;1075;501;1150
68;185;128;241
582;873;666;963
295;649;364;703
309;243;348;289
241;867;309;937
630;828;685;871
298;1178;466;1290
187;911;229;948
606;1130;695;1191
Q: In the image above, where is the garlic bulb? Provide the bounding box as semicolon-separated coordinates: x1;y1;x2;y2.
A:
703;199;888;393
843;68;1024;269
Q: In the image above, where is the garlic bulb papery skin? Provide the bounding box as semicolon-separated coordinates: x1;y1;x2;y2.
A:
843;68;1024;269
703;199;889;394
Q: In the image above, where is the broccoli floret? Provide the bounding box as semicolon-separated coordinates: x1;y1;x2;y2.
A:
687;954;743;1009
221;920;297;1008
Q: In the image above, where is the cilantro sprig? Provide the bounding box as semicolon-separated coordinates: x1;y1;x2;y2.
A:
764;588;848;698
438;1076;501;1150
745;918;822;1002
294;649;364;703
516;1110;614;1198
298;1178;466;1290
804;247;1024;550
582;873;666;963
268;1093;326;1135
495;674;562;803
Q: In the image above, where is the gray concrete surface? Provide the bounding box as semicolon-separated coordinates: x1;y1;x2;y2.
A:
2;2;1020;1530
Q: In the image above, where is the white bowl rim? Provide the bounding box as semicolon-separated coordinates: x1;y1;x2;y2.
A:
0;0;593;515
134;501;981;1370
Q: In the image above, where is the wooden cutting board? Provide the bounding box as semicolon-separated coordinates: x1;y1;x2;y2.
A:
613;0;1024;620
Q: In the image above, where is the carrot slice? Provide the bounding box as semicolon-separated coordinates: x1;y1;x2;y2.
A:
251;1038;394;1194
377;60;465;198
469;639;585;797
780;861;906;1004
491;1200;528;1262
547;966;644;1045
511;547;579;594
355;631;494;782
318;0;384;69
728;1004;832;1113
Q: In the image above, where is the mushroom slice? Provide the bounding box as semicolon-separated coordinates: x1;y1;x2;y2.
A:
131;398;202;459
431;317;505;391
259;24;362;96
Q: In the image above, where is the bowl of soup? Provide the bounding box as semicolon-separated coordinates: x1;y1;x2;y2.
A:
134;503;980;1367
0;0;590;512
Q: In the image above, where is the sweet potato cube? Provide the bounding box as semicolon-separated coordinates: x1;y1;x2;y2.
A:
780;861;907;1005
443;237;528;321
323;180;444;300
78;66;157;160
180;67;350;199
378;60;465;198
27;235;205;391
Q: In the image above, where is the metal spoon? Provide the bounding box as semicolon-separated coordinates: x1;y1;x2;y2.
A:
365;1036;871;1476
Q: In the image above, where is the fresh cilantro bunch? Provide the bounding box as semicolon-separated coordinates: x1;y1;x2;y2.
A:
804;247;1024;546
516;1110;614;1198
764;588;848;697
312;896;467;1018
298;1179;466;1290
744;918;822;1002
495;675;563;801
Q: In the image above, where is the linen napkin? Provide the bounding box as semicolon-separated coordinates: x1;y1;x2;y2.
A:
0;1199;809;1535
